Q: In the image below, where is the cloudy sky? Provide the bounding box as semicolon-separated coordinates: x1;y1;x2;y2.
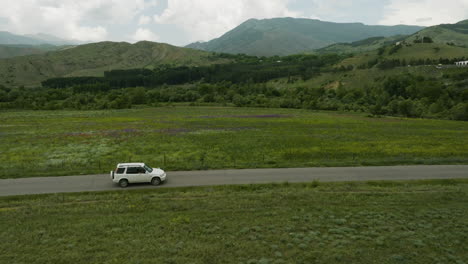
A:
0;0;467;46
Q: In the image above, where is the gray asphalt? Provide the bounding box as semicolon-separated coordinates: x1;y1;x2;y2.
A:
0;165;467;197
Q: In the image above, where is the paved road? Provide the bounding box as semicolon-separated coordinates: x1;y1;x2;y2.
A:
0;165;467;197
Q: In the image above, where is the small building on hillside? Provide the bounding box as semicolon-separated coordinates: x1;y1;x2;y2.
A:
455;61;468;67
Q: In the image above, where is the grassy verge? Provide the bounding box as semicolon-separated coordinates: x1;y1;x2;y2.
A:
1;106;467;179
1;179;467;263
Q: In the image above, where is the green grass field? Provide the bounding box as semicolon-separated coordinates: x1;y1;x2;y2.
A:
1;106;467;179
1;180;467;264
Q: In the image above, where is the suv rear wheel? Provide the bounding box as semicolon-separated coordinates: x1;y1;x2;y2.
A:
151;177;161;186
119;179;129;188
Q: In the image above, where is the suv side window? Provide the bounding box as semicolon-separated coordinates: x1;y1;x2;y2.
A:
126;167;139;174
116;168;125;174
137;167;146;173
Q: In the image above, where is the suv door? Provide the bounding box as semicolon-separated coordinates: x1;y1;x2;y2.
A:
125;167;141;183
136;167;149;182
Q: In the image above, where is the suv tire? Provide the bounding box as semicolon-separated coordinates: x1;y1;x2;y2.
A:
151;177;161;186
119;179;129;188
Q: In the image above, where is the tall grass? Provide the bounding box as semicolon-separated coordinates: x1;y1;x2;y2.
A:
0;106;467;178
1;180;467;263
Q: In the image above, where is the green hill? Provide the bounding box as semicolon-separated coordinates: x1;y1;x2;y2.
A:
385;43;468;60
331;19;468;69
336;42;468;69
186;18;424;56
0;41;231;87
314;20;468;56
315;35;407;54
407;20;468;46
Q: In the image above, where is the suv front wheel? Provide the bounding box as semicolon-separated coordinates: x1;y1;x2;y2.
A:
119;179;129;188
151;177;161;186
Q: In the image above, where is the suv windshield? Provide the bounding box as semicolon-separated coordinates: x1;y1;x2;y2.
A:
144;165;153;173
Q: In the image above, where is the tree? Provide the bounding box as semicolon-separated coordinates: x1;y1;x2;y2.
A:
398;99;415;117
129;87;147;104
370;103;386;116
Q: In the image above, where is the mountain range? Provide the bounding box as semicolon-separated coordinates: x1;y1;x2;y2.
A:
0;31;78;46
186;18;424;56
1;18;467;87
0;31;80;59
0;41;230;87
0;44;68;59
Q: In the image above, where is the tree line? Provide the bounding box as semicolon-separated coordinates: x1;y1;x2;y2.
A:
0;52;466;121
42;54;344;89
1;71;466;120
358;57;468;70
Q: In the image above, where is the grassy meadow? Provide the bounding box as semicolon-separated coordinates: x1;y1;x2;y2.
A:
1;180;467;264
1;106;467;179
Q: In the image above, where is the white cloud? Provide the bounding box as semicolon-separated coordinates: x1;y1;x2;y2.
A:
0;0;155;42
298;0;390;25
380;0;468;26
131;28;160;42
2;0;466;45
311;1;356;18
138;15;152;25
154;0;300;42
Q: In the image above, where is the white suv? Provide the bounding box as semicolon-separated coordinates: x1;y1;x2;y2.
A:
111;163;167;188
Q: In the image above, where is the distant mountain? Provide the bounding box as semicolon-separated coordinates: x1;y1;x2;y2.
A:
0;31;78;46
24;33;79;46
186;18;424;56
0;41;231;87
0;44;68;59
0;31;44;45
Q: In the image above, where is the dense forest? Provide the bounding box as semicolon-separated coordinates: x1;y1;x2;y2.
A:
0;53;467;121
41;54;344;88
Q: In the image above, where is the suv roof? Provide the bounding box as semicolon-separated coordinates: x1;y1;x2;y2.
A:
117;163;145;167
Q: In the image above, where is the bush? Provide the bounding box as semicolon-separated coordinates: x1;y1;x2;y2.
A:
451;103;468;121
